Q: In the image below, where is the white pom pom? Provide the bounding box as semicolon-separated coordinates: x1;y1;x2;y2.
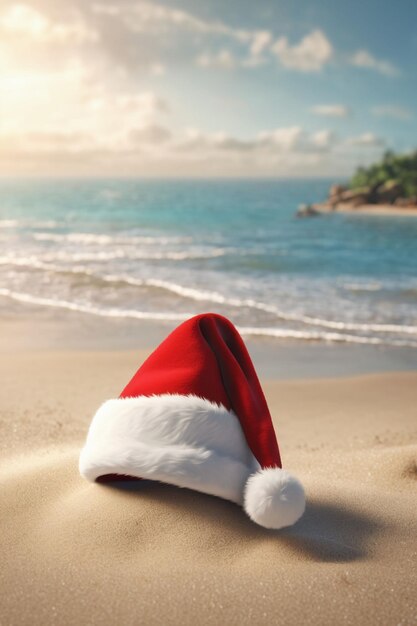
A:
244;467;305;530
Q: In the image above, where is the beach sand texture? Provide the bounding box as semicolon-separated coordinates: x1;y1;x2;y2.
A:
1;350;417;625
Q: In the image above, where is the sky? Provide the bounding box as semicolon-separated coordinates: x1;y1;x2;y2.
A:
0;0;416;177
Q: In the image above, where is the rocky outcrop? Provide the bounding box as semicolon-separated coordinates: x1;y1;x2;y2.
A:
373;180;403;204
328;184;346;201
394;196;417;208
296;204;321;218
337;188;371;207
297;178;417;217
297;180;417;217
324;180;405;207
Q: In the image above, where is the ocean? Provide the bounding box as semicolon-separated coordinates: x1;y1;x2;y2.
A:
1;178;417;348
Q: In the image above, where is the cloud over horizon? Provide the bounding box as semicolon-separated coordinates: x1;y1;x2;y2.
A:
312;105;351;118
0;0;412;177
271;30;333;72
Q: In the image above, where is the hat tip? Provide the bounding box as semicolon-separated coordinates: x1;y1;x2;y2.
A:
243;467;305;530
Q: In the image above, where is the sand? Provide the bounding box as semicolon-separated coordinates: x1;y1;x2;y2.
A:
1;349;417;625
311;202;417;217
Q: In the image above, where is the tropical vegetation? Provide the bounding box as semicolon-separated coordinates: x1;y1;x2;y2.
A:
350;150;417;198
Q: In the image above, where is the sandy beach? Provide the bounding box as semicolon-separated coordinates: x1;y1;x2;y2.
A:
308;202;417;217
1;340;416;625
2;0;417;621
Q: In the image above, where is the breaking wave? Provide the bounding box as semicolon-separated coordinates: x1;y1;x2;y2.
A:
32;232;193;245
1;256;416;337
1;285;417;347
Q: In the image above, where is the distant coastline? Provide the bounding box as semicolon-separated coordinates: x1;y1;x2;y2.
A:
298;182;417;217
298;201;417;218
298;151;417;217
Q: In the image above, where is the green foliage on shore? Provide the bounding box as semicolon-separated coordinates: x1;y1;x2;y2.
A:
350;150;417;198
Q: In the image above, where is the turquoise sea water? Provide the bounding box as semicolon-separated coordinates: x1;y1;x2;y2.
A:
0;178;417;347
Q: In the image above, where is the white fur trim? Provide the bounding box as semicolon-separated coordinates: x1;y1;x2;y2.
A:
79;394;259;504
243;467;305;530
79;394;306;529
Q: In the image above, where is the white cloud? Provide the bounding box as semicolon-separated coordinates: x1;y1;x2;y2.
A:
157;126;356;177
0;3;96;43
196;49;236;70
0;53;169;147
257;126;304;150
92;1;252;42
0;119;388;177
150;63;166;76
130;125;172;145
312;104;350;118
174;129;251;153
346;132;385;148
350;50;400;76
371;105;412;121
197;34;273;70
94;0;275;74
115;92;169;115
0;1;395;177
311;130;336;150
250;30;272;56
176;126;336;155
257;127;336;152
3;129;95;153
271;30;333;71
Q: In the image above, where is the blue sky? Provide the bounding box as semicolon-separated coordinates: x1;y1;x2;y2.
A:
0;0;416;176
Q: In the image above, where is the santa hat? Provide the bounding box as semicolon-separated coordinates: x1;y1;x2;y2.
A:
79;313;305;529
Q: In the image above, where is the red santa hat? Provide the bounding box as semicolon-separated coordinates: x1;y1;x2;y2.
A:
79;313;305;529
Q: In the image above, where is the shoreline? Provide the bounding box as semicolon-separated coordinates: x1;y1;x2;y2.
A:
1;315;416;379
305;202;417;217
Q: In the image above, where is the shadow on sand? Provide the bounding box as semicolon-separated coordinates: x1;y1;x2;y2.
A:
103;479;383;563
